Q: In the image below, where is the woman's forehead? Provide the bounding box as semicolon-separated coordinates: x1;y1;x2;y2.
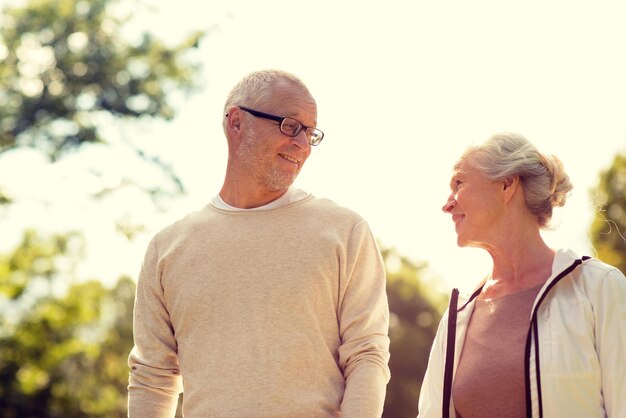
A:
451;159;487;182
452;159;472;175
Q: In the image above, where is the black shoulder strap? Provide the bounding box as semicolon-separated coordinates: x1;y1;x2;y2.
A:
442;288;459;418
441;284;482;418
442;286;483;418
524;256;591;418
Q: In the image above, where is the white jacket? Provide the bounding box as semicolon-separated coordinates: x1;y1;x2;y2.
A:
417;249;626;418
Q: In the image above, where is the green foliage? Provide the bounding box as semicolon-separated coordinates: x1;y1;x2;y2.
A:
0;1;204;414
0;0;202;160
0;187;11;205
590;152;626;274
382;247;446;418
0;231;136;417
0;229;80;303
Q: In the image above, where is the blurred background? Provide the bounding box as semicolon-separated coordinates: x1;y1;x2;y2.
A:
1;0;625;416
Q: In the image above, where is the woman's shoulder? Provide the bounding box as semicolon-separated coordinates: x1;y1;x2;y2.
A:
555;248;622;276
554;249;626;297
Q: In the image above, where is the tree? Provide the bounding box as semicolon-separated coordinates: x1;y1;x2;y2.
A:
382;247;447;418
0;2;203;414
0;230;136;417
0;0;203;201
589;151;626;273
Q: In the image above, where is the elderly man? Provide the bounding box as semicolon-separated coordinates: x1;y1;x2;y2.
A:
128;69;390;418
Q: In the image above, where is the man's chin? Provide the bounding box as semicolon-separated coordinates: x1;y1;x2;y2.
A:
266;174;297;192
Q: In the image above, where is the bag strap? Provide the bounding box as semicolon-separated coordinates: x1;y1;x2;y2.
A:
442;288;459;418
441;284;482;418
524;256;590;418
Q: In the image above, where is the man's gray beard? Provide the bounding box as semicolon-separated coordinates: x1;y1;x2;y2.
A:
265;168;296;191
237;132;297;191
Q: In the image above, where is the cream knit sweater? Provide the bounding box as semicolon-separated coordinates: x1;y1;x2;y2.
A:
128;195;390;417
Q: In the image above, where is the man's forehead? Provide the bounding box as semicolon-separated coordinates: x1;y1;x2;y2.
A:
264;89;317;121
268;83;314;104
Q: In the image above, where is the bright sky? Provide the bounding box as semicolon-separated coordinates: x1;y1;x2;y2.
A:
2;0;626;293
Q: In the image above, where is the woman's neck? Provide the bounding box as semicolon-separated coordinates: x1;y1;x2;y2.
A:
481;238;555;299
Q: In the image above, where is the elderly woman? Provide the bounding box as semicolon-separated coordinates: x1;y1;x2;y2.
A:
417;132;626;418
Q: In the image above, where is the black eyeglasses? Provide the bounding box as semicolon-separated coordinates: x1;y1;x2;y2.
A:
237;106;324;146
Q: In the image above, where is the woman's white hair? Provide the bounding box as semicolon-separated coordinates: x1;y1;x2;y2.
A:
459;132;572;228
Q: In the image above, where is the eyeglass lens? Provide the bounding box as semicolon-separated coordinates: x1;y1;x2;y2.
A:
280;118;323;145
280;118;302;137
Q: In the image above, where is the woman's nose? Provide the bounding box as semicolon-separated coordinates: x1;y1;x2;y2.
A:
442;196;455;213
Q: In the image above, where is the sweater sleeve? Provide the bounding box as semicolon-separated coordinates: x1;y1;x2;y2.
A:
337;220;391;418
417;310;448;418
591;266;626;418
128;237;183;418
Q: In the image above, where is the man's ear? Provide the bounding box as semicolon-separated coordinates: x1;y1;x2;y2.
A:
225;106;242;131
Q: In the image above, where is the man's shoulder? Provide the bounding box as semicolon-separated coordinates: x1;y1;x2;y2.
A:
305;195;365;221
153;204;217;241
300;196;374;236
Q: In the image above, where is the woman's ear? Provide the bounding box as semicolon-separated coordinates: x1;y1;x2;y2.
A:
502;175;520;202
502;176;515;190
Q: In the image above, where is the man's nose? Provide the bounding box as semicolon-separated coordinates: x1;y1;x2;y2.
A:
290;130;310;149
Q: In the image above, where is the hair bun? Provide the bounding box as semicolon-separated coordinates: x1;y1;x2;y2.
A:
540;153;572;207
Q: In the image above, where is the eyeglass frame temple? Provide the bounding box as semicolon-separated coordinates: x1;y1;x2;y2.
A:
237;106;323;144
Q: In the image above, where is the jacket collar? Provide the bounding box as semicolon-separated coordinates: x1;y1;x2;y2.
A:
550;248;581;278
456;248;582;310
